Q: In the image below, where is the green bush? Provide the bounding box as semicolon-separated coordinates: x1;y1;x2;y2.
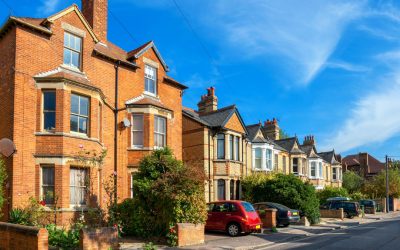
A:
9;208;30;225
242;173;320;224
46;223;83;249
349;192;367;201
343;171;364;194
0;156;7;218
117;148;207;245
317;186;349;204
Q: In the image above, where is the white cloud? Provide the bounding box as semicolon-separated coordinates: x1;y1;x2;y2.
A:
36;0;60;16
326;60;369;72
202;0;365;85
322;72;400;153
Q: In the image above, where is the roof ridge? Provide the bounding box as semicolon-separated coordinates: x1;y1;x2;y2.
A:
200;105;236;115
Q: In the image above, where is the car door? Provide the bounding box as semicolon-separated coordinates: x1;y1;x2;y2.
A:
206;203;217;229
210;203;226;230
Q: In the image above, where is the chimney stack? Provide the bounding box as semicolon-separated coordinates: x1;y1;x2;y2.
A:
197;87;218;114
261;118;280;140
303;135;316;146
82;0;108;41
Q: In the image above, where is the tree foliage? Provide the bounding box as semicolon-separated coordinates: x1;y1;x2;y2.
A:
342;171;364;194
242;173;320;224
0;156;7;218
317;186;349;204
118;148;207;242
362;169;400;198
279;129;290;139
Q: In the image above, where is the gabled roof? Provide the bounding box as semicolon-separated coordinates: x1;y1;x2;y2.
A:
275;137;304;154
127;41;169;72
0;16;52;38
183;105;248;134
318;150;341;164
245;123;262;141
245;123;287;151
342;153;384;174
164;76;188;90
93;42;138;68
300;145;321;159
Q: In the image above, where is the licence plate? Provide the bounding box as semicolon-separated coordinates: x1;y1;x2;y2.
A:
256;225;261;229
293;212;298;216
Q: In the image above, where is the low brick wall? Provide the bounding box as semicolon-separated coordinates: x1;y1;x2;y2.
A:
258;208;277;228
320;208;344;219
0;222;48;250
175;223;204;247
80;227;118;250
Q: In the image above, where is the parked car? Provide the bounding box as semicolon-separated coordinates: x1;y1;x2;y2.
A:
320;200;361;218
326;197;351;201
359;199;376;209
206;200;262;236
253;202;300;227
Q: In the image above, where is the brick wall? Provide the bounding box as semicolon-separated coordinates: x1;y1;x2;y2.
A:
175;223;204;247
258;209;277;228
80;227;118;250
320;208;344;219
0;222;48;250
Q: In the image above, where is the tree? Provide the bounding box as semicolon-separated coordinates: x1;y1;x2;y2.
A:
317;186;348;204
362;169;400;198
343;171;364;194
0;156;7;218
279;129;290;139
242;173;320;224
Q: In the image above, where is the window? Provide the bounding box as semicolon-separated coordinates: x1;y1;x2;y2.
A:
292;158;298;174
230;180;235;200
266;149;272;170
236;180;240;199
154;116;166;148
70;168;88;205
283;156;287;172
98;103;102;141
333;168;337;180
254;148;262;169
41;166;55;204
311;162;316;177
235;136;240;161
274;154;278;170
70;94;89;134
145;65;157;95
131;114;144;148
319;162;323;178
217;179;225;200
63;32;82;69
229;135;234;160
217;133;225;159
43;91;56;131
130;173;134;198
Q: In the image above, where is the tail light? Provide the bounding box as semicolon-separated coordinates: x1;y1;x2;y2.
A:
287;211;292;217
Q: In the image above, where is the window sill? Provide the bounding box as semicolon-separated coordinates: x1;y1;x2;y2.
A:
35;132;101;144
60;64;84;75
128;147;153;151
143;91;158;99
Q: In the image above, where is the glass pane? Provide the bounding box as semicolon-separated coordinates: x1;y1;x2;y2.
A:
70;115;78;132
79;117;88;134
71;51;80;68
132;115;143;130
42;167;54;185
149;79;155;94
64;33;69;47
79;96;89;116
71;94;79;114
255;159;261;169
75;36;81;51
132;131;143;146
255;148;261;158
43;186;54;204
43;92;56;111
160;117;166;133
145;78;150;92
63;49;71;65
44;112;56;130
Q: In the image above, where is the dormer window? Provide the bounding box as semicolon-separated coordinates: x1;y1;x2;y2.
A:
145;65;157;95
64;32;82;69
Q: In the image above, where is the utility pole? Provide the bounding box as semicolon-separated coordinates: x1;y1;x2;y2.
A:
385;155;389;213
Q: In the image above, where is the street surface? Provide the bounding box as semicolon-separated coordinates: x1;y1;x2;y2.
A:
261;217;400;250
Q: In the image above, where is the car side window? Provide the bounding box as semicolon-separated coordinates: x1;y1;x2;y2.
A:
230;203;238;212
212;203;223;212
222;203;230;212
207;204;214;212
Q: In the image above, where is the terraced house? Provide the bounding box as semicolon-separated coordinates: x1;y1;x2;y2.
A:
182;87;252;202
0;0;186;224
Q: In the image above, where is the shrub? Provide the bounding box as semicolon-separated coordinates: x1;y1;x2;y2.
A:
349;192;366;201
0;156;7;218
242;173;320;224
46;223;83;249
115;198;147;236
343;171;364;194
8;198;49;226
9;208;30;225
317;186;349;204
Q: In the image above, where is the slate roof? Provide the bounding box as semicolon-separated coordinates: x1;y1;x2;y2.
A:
246;123;262;141
182;108;210;126
300;145;321;159
127;40;169;71
318;150;341;164
274;137;304;154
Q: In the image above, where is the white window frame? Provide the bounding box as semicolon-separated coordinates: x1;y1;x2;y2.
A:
131;114;144;148
154;116;166;148
70;93;90;135
266;149;273;170
332;167;337;180
319;162;323;179
254;148;262;170
40;165;55;205
235;136;240;161
292;158;299;174
63;32;82;70
217;133;225;159
310;161;317;178
144;65;157;96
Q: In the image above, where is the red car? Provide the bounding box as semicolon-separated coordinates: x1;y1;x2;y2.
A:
206;200;262;236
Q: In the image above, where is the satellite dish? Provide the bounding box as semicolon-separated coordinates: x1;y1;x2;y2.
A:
122;118;131;128
0;138;16;157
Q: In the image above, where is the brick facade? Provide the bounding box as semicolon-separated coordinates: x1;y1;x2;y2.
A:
0;1;185;224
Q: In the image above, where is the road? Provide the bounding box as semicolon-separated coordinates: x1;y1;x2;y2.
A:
261;218;400;250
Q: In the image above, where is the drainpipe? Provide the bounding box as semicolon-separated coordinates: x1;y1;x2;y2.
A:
114;61;120;204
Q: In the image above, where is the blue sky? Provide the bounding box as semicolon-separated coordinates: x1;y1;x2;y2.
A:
2;0;400;160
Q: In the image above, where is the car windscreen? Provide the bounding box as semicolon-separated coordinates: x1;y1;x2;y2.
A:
241;202;255;212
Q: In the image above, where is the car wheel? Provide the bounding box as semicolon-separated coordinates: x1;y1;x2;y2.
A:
344;212;350;218
227;223;241;237
283;223;290;227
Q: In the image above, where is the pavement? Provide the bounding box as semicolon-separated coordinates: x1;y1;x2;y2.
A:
119;211;400;250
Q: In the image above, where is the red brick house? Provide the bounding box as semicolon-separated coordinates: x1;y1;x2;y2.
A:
0;0;186;224
342;153;385;178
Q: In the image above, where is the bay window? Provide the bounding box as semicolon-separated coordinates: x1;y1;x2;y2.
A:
266;149;272;170
292;158;298;174
333;168;337;180
70;167;88;205
41;166;55;204
310;162;316;178
229;135;234;160
131;114;144;148
217;133;225;159
319;162;323;178
217;179;225;200
70;94;89;134
154;116;166;148
235;136;240;161
254;148;262;170
43;90;56;131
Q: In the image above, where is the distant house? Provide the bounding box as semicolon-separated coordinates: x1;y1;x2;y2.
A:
318;150;343;188
342;153;385;178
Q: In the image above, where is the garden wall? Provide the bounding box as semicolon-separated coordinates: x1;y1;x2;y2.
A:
0;222;48;250
320;208;344;219
176;223;204;247
258;209;277;228
80;227;118;250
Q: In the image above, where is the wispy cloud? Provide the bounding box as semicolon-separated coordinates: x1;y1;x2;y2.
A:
326;60;369;73
36;0;60;16
201;0;365;85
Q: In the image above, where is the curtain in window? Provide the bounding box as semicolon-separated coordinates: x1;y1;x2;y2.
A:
217;179;225;200
254;148;262;169
132;114;144;147
70;168;88;205
42;166;55;204
154;116;166;148
319;162;323;178
266;149;272;170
